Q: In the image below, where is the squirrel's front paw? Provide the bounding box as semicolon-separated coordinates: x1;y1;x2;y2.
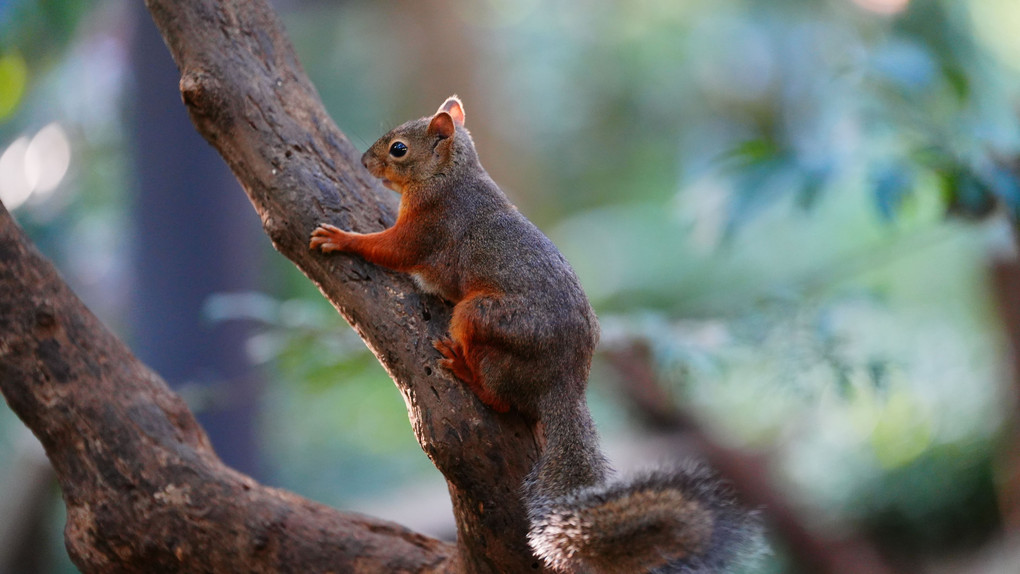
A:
310;223;349;253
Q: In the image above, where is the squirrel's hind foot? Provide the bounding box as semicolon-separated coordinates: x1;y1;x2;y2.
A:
434;337;511;413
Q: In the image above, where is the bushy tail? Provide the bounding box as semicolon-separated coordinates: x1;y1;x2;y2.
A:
526;397;760;573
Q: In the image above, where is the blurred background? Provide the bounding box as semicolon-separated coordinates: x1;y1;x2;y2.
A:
2;0;1020;572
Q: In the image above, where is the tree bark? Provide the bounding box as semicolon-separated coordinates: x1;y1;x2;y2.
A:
0;203;455;573
0;0;547;572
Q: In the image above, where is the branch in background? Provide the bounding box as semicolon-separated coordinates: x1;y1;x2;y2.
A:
603;341;903;574
991;240;1020;532
0;430;53;573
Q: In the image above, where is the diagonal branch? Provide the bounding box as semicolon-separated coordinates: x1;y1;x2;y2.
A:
144;0;543;570
0;0;548;571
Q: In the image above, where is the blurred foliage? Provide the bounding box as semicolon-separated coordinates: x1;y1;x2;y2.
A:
859;442;1001;555
0;52;29;119
203;287;436;502
0;0;88;123
2;0;1020;570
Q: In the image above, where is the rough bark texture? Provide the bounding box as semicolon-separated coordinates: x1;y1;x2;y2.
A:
0;204;454;573
0;0;547;572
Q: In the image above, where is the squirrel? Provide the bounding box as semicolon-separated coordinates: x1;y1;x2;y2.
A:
310;96;759;573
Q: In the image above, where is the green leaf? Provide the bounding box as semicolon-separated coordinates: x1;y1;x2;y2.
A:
718;138;783;170
939;167;997;221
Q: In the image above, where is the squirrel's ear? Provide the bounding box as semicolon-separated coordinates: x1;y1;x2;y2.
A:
427;111;457;139
437;96;465;127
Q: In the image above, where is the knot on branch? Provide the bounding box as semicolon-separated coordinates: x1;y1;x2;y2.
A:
180;69;232;130
34;303;58;336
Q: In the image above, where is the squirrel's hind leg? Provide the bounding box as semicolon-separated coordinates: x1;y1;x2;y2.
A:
434;335;511;413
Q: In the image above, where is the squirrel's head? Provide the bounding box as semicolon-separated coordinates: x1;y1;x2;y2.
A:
361;96;476;193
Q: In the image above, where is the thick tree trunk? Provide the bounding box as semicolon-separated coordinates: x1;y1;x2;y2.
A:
0;0;547;572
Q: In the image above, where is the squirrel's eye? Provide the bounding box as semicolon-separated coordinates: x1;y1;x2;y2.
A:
389;141;408;158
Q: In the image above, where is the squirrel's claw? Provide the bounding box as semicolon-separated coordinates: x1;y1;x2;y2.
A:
310;223;346;252
435;337;511;413
434;337;467;377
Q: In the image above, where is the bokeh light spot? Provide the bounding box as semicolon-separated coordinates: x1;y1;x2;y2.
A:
0;137;32;210
25;123;72;196
0;124;72;210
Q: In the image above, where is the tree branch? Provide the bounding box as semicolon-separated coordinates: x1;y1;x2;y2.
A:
145;0;544;570
0;204;454;572
992;246;1020;532
0;0;548;571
